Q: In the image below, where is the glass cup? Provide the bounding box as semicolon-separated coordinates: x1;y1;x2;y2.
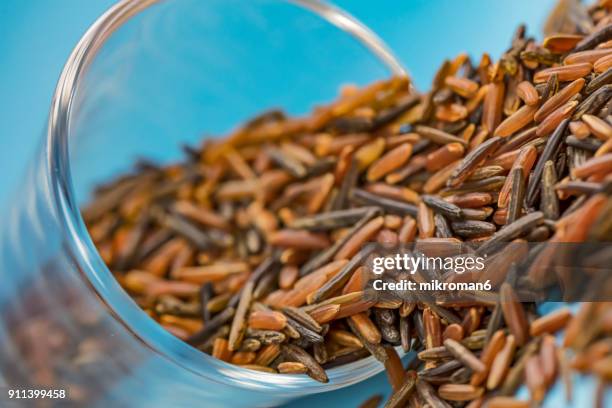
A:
0;0;405;406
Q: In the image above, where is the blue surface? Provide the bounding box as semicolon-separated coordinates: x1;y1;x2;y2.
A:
0;0;117;210
2;1;607;407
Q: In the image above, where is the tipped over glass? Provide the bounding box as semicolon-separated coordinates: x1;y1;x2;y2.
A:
0;0;405;406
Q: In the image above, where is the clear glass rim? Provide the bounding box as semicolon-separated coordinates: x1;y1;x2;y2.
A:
46;0;406;393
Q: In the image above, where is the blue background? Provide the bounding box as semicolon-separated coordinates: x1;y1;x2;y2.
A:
0;0;559;211
5;1;604;408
